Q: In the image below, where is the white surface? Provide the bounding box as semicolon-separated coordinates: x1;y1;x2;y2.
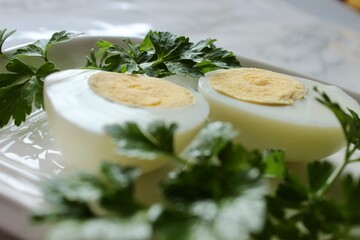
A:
0;0;360;239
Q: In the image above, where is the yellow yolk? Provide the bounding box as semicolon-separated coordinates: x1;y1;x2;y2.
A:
208;68;307;105
89;72;195;108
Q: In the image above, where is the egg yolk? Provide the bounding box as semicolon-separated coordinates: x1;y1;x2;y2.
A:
89;72;195;108
208;68;307;105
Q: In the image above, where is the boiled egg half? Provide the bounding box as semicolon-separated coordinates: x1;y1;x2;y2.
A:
198;68;360;162
44;70;209;173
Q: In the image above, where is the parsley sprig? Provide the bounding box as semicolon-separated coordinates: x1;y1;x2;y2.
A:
85;31;241;78
0;29;80;127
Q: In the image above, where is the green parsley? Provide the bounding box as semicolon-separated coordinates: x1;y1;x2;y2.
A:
0;29;80;127
85;31;241;78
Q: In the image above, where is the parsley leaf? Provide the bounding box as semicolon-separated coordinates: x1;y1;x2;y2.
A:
14;39;48;58
14;31;82;61
0;60;58;126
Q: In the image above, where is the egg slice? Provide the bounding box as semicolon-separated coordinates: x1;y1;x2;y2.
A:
198;68;360;162
44;69;209;173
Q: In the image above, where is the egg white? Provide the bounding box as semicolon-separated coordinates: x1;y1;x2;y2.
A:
44;69;209;173
198;69;360;162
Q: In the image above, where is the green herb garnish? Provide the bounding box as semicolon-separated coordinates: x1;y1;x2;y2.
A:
0;29;80;127
85;31;240;78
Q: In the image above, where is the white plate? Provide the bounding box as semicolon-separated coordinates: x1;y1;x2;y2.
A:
0;36;359;240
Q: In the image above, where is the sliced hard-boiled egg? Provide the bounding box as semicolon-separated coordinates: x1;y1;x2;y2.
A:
198;68;360;162
44;70;209;173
